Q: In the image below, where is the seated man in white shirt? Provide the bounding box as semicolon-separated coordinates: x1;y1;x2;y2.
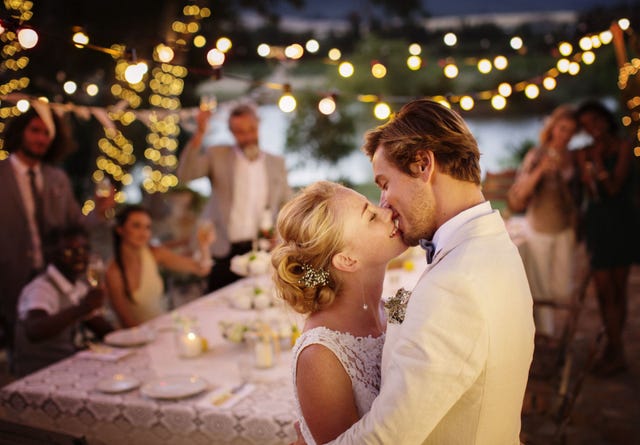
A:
12;225;113;377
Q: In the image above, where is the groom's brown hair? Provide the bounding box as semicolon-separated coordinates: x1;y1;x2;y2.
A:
361;99;481;184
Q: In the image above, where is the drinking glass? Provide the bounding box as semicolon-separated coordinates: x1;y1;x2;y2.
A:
86;253;105;288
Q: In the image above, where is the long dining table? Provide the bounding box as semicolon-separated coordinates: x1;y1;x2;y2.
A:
0;250;427;445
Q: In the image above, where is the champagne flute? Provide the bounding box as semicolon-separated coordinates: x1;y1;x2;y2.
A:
200;95;218;112
86;253;106;288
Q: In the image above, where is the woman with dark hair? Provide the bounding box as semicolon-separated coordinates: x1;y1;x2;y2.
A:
105;205;213;328
575;100;635;376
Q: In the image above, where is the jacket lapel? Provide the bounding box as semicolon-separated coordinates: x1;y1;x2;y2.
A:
428;209;505;269
0;161;29;221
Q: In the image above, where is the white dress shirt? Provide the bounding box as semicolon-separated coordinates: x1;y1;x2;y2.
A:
18;264;90;319
228;147;268;242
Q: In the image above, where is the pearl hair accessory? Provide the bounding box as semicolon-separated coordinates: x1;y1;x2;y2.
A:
298;264;330;289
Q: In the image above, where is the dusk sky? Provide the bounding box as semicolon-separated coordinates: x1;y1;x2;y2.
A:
277;0;630;18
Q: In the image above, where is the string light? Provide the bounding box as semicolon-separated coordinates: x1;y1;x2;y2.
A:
305;39;319;53
338;61;354;77
373;101;391;120
443;32;457;47
407;55;422;70
0;6;633;177
318;95;337;115
278;90;297;113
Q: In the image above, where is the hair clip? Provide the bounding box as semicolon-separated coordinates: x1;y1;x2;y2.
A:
298;263;330;288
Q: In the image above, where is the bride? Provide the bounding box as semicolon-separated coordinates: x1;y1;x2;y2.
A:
271;181;406;444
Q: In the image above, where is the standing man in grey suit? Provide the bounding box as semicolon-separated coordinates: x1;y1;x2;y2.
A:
0;106;82;359
177;103;292;291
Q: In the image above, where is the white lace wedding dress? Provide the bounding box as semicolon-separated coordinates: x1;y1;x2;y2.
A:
291;326;385;445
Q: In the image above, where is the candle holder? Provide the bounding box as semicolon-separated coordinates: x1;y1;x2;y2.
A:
245;323;279;369
173;316;204;358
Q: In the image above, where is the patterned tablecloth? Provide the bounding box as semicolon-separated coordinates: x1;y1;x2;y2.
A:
0;277;301;445
0;252;426;445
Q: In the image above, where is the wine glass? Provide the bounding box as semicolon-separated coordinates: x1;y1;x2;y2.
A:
86;253;105;288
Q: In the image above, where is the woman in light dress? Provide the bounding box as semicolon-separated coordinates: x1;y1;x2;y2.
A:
271;181;406;444
507;105;581;337
105;205;214;328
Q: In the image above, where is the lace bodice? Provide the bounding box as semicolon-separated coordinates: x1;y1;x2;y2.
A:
291;326;384;445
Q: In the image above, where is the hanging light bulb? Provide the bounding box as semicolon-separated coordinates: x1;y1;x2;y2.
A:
17;28;38;49
374;102;391;120
278;85;296;113
155;44;174;63
72;30;89;48
318;96;336;115
124;62;147;84
206;48;225;67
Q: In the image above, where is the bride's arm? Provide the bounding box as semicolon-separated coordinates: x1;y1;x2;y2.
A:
296;344;360;444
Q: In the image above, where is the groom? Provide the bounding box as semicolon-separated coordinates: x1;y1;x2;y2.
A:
322;99;534;444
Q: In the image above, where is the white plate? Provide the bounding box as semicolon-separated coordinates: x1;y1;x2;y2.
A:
141;375;209;400
95;374;140;393
104;327;156;347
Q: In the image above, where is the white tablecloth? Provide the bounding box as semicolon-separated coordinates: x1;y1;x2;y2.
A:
0;277;301;445
0;250;427;445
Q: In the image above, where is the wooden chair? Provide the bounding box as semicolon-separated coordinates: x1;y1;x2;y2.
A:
521;267;604;445
0;419;87;445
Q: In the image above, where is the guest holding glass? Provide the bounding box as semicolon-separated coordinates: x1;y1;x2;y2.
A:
177;102;292;292
12;225;113;377
575;100;635;376
105;205;214;328
507;105;582;337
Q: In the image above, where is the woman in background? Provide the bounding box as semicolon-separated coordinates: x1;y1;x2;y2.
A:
575;100;634;376
105;205;213;328
507;105;581;337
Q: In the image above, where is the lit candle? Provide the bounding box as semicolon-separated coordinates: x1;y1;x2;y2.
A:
178;331;202;358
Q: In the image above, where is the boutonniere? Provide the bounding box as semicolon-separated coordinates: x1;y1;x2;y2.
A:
384;288;412;324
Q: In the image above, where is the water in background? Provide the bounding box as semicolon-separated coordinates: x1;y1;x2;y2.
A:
127;104;593;200
188;105;544;193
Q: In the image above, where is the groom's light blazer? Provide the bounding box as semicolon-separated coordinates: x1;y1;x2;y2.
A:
329;203;535;445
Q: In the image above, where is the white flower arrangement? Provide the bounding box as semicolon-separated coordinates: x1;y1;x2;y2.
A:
229;283;277;310
230;250;272;277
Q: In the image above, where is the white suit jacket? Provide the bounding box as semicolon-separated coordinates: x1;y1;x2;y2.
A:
328;208;535;445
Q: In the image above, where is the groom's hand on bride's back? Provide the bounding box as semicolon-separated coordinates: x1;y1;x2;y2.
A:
289;421;307;445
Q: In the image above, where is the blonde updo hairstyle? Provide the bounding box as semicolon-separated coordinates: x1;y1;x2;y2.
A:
271;181;346;314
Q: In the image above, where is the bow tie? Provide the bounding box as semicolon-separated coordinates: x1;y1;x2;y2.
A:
419;239;436;264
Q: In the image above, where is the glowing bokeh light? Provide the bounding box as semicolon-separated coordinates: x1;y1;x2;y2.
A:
510;36;523;50
306;39;319;53
443;32;457;46
338;61;354;77
524;84;540;99
318;96;336;115
63;80;77;94
374;102;391;120
491;95;507;110
443;63;459;79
